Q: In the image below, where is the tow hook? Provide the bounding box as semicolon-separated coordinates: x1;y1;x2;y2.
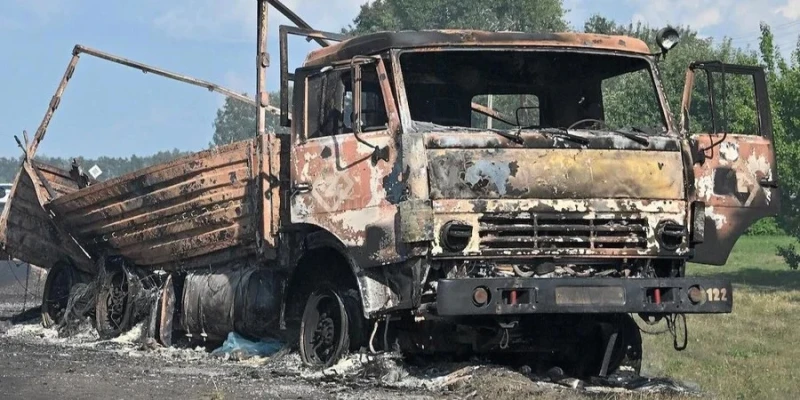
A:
498;320;519;349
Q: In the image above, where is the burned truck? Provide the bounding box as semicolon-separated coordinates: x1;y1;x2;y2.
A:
0;0;780;377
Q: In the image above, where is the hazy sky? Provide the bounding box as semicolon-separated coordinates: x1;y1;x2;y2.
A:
1;0;798;158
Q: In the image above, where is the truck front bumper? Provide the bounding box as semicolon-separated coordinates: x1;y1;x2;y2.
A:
436;277;732;316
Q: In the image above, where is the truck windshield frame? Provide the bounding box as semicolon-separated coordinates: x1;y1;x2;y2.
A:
393;48;674;136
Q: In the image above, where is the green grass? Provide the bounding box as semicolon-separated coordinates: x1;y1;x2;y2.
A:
640;235;800;400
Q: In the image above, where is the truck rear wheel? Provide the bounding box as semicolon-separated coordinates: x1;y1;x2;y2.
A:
41;262;76;328
299;287;364;368
95;266;137;339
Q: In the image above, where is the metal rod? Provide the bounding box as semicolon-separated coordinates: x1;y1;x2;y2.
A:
256;0;271;252
266;0;330;47
470;102;516;126
27;53;80;159
487;95;493;129
14;135;27;160
257;0;269;138
26;0;324;160
74;45;280;112
26;43;284;159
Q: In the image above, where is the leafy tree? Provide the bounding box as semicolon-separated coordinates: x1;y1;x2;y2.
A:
756;23;800;264
210;92;289;147
211;95;256;146
345;0;568;34
583;15;760;133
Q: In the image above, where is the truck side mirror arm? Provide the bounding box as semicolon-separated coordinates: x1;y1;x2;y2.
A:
349;56;390;165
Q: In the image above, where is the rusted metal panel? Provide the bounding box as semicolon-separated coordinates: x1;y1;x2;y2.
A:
427;148;685;200
290;131;403;266
690;134;780;265
46;140;263;271
681;62;781;265
430;199;688;258
290;56;405;268
259;130;285;252
304;31;652;67
31;161;80;199
432;199;686;214
424;131;682;151
0;163;91;271
157;274;175;347
399;199;433;243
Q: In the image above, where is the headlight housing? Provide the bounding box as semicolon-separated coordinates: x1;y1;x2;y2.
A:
440;221;473;252
655;220;686;251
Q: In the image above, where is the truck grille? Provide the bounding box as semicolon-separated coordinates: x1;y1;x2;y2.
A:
478;213;648;251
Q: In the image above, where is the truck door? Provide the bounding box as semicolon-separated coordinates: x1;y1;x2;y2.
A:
681;62;781;265
288;57;404;267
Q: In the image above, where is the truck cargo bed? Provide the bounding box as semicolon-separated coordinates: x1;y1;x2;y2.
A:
44;140;261;271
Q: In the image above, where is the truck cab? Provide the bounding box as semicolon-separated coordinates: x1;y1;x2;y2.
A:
280;28;780;374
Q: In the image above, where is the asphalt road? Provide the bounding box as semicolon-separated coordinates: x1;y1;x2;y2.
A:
0;261;449;400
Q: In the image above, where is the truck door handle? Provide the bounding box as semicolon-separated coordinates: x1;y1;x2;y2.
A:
292;182;312;194
759;178;779;188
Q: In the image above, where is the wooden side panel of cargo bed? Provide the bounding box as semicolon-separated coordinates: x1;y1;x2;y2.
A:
0;162;89;270
47;139;261;270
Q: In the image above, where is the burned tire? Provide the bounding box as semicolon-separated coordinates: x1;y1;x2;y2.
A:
41;262;77;328
616;314;643;375
299;286;364;368
576;314;643;377
95;267;136;339
340;288;366;352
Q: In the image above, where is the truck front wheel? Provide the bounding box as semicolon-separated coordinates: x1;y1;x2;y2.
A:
299;286;364;368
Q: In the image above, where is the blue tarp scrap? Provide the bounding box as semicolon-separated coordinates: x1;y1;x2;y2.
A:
211;332;284;358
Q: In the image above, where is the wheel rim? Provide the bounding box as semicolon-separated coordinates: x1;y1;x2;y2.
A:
96;267;134;338
105;272;129;330
300;289;349;367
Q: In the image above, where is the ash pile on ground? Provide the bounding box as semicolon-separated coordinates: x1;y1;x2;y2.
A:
272;352;702;398
1;314;702;399
1;263;702;398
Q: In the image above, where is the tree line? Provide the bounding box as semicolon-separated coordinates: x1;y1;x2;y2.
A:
0;149;191;183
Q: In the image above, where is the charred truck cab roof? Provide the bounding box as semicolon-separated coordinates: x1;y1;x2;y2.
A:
302;30;656;65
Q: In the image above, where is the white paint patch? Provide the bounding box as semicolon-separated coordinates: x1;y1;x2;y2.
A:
706;206;727;229
746;152;774;203
366;165;385;208
311;172;355;213
695;174;714;201
745;152;770;175
720;141;739;163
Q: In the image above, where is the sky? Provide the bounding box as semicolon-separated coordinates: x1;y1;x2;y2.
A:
1;0;799;159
